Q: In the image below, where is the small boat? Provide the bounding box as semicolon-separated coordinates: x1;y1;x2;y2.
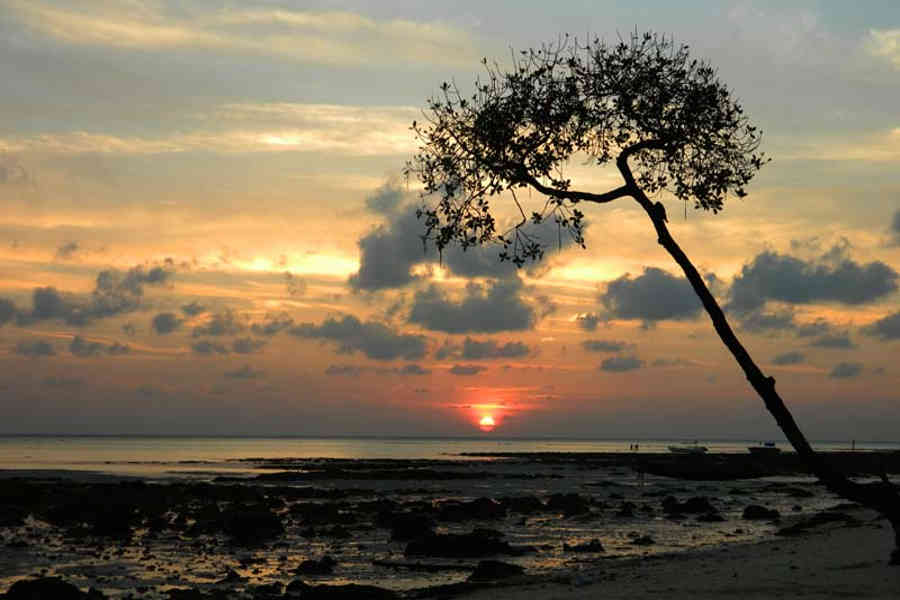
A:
748;441;781;455
668;442;708;454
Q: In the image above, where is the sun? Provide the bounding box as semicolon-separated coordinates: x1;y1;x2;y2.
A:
479;415;496;432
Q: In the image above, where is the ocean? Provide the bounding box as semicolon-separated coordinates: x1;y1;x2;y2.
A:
1;435;896;479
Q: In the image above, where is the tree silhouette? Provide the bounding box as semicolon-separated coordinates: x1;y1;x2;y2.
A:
407;32;900;562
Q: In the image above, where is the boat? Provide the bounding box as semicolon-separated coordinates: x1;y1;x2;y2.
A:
667;442;708;454
748;441;781;455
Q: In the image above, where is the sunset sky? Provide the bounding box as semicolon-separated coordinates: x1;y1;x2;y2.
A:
2;1;899;439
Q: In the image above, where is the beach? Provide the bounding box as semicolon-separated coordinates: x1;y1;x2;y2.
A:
1;450;897;598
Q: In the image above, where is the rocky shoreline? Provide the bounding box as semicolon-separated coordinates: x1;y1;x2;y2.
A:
1;452;893;599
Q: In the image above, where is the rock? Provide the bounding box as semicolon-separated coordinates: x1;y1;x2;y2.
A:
662;496;715;514
284;581;397;599
166;589;206;600
563;538;605;552
222;506;284;544
547;493;591;517
4;577;86;600
468;560;525;581
405;530;528;558
247;582;283;598
616;502;636;518
783;486;815;499
631;535;655;546
295;556;337;575
696;512;725;522
500;496;545;514
742;505;780;520
388;513;434;541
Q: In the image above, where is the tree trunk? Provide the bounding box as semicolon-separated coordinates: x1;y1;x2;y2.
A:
616;161;900;561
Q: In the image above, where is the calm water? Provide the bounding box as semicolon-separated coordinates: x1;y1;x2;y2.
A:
1;435;896;479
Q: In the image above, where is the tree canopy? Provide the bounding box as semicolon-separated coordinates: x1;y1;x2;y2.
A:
407;32;767;265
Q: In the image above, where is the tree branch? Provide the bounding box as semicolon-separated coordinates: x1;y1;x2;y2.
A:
516;170;632;204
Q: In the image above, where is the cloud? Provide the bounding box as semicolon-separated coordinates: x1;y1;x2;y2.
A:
728;248;898;312
43;376;84;388
829;362;863;379
0;298;16;326
232;337;267;354
599;267;702;325
192;340;229;355
192;310;243;337
325;364;366;376
55;241;81;260
284;272;307;297
181;302;206;316
395;364;431;376
449;364;487;376
460;338;530;360
737;309;796;333
865;28;900;68
890;210;900;246
582;339;628;353
290;315;426;361
795;319;832;338
15;339;56;357
68;335;131;357
575;313;601;331
863;311;900;340
349;192;587;291
251;314;295;336
152;312;181;334
408;278;535;333
9;2;480;68
599;355;644;372
772;351;805;365
809;333;856;349
325;363;431;376
17;264;175;326
225;365;263;379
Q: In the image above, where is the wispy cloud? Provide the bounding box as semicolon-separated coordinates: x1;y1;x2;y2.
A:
9;2;480;67
865;28;900;68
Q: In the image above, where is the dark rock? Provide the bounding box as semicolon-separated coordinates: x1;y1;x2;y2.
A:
547;493;591;517
616;502;635;518
742;505;780;520
284;581;397;599
468;560;525;581
563;538;605;552
631;535;655;546
662;496;716;514
221;506;284;544
405;530;528;558
500;495;545;514
248;582;283;598
696;512;725;522
783;487;815;499
388;512;434;541
4;577;86;600
166;589;206;600
295;556;337;575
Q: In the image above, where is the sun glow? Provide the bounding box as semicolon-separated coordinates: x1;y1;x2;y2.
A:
479;415;496;432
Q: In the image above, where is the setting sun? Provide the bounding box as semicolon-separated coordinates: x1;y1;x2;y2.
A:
479;415;496;432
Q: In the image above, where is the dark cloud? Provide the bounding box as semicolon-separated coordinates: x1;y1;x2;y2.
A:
55;241;81;260
365;183;405;215
107;342;130;355
69;336;104;357
251;313;295;336
449;364;487;376
192;340;230;355
408;278;535;333
285;272;307;297
575;313;600;331
17;264;175;326
891;210;900;245
772;351;805;365
152;312;181;335
15;339;56;357
829;362;863;379
862;311;900;341
737;309;795;333
396;364;431;375
122;323;137;336
325;364;366;376
0;298;15;326
461;337;530;360
600;267;702;325
290;315;426;361
795;319;832;338
181;302;206;316
809;333;855;349
232;337;267;354
729;249;898;312
225;365;263;379
43;376;84;388
349;192;587;291
193;310;243;337
599;355;644;372
582;339;628;353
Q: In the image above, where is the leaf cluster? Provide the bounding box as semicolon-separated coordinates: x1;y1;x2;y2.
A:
406;31;767;265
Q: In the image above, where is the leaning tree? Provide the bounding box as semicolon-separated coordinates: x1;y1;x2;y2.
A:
406;32;900;562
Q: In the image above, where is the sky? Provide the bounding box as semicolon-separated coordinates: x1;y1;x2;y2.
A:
1;0;899;439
